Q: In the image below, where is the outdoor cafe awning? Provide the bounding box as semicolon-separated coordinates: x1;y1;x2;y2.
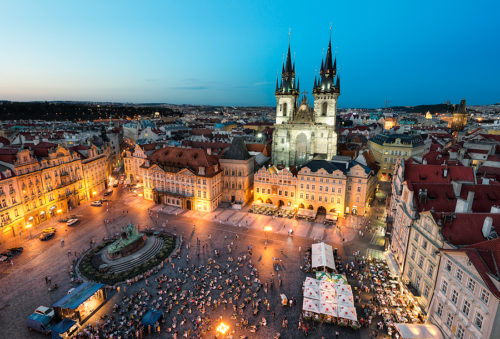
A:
394;324;444;339
53;282;104;310
312;242;335;270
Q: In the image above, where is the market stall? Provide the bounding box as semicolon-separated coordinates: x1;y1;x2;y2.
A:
311;242;336;272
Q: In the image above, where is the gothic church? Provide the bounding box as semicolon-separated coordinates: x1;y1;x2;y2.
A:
272;35;340;167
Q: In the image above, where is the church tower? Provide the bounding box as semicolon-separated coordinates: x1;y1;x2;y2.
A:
313;34;340;126
451;99;468;132
275;40;299;125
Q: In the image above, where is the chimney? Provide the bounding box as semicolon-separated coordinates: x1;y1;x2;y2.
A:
451;181;462;197
207;148;212;155
490;206;500;214
466;191;474;213
423;159;427;165
482;217;494;239
443;168;448;178
482;177;490;185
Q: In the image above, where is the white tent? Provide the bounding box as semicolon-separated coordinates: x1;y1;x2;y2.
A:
320;290;336;303
319;301;338;317
336;284;353;297
394;324;444;339
302;297;320;313
319;280;336;292
312;242;335;270
338;305;357;321
337;295;354;307
304;285;320;300
304;277;319;288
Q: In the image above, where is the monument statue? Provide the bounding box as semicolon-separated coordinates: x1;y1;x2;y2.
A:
107;224;146;259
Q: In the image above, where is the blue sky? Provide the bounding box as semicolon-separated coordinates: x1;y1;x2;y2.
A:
0;0;499;107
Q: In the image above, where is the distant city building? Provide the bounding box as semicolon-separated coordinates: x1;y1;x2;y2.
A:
369;133;425;178
451;99;468;133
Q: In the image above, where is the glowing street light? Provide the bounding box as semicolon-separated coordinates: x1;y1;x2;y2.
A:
264;225;272;244
216;322;229;336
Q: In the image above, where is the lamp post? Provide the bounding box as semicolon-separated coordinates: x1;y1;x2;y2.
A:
216;322;229;337
264;225;272;247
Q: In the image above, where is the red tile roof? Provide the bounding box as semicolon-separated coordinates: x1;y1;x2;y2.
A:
404;162;474;183
147;146;220;177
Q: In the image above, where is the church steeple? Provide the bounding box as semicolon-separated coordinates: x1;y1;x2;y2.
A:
314;31;339;95
276;34;298;95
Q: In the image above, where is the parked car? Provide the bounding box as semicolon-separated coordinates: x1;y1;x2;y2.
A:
0;247;23;258
59;215;77;223
91;201;102;207
103;189;113;196
0;255;8;263
40;232;55;241
27;306;55;334
42;227;56;234
66;219;79;226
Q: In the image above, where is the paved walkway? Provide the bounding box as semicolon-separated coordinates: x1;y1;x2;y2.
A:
150;205;359;245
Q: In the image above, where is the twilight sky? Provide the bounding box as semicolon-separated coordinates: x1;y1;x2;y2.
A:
0;0;499;107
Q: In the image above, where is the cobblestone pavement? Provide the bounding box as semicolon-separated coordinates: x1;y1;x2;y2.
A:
0;186;387;338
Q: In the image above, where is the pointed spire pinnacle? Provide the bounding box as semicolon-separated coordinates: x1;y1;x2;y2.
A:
320;59;324;74
335;75;340;92
313;76;317;88
333;57;337;73
297;78;300;92
275;74;279;91
284;36;293;74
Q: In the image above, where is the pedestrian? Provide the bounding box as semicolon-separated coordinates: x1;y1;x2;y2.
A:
45;276;48;284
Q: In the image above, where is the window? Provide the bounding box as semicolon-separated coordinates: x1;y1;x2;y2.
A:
436;303;443;317
422;240;427;250
445;313;454;328
480;289;490;305
474;312;483;330
451;290;458;304
467;278;475;292
256;188;259;193
357;186;361;192
423;285;429;298
456;269;463;282
441;280;448;295
462;300;470;316
338;188;341;193
414;233;419;242
312;185;315;190
411;247;416;260
445;260;452;272
456;325;464;339
408;266;413;279
418;256;424;268
427;265;434;278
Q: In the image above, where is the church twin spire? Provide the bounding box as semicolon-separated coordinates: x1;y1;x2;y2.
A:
314;33;340;94
276;30;340;96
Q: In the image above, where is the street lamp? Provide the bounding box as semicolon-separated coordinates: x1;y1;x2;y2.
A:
216;322;229;337
264;225;272;245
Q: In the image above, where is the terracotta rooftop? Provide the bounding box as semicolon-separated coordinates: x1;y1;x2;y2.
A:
404;162;474;183
147;146;220;177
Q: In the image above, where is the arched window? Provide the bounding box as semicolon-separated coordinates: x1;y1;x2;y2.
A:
321;102;328;116
283;103;287;117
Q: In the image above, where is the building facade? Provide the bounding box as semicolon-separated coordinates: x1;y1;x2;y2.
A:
272;36;339;167
254;158;376;217
0;143;109;240
369;133;425;178
429;238;500;339
142;147;223;212
219;138;255;206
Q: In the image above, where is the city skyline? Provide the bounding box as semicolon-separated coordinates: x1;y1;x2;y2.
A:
1;0;499;107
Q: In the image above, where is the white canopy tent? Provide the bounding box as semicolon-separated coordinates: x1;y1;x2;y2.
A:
338;305;357;321
319;301;338;317
302;297;320;313
304;285;320;300
336;284;353;297
312;242;336;270
304;277;319;288
297;208;317;218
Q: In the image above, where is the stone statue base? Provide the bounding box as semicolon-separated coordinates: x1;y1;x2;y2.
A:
106;234;147;260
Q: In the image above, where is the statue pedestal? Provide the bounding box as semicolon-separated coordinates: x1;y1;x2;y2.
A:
106;234;146;260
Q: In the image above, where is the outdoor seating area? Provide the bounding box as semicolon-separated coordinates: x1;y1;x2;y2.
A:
248;203;277;216
366;258;425;335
